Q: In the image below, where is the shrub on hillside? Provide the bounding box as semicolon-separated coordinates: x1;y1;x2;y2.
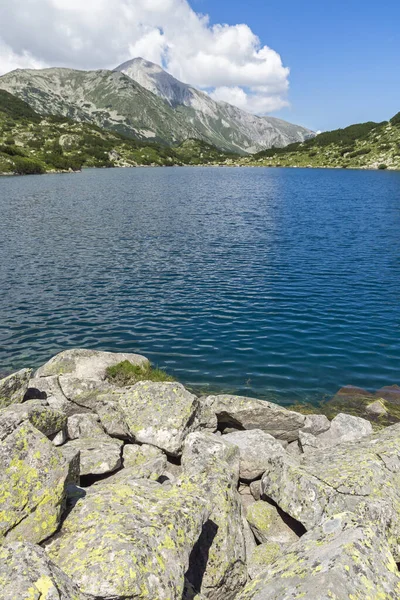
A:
12;156;45;175
378;164;388;170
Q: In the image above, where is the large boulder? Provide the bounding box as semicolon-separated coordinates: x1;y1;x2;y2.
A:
122;443;167;479
181;432;247;600
236;513;400;599
66;413;105;440
26;375;85;416
0;541;86;599
0;422;78;545
46;478;209;599
246;501;298;546
0;368;32;409
223;429;285;482
261;423;400;560
35;349;148;380
315;413;372;446
247;543;281;580
115;382;199;456
60;436;123;477
0;400;66;441
204;395;305;442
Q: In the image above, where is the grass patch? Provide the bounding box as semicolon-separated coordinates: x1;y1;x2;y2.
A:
105;360;175;386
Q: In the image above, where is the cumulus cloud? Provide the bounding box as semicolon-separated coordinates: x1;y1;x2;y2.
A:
0;0;290;115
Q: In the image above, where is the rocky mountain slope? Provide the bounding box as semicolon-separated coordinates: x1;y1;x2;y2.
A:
0;60;314;154
0;90;234;174
1;348;400;599
116;57;314;153
239;113;400;170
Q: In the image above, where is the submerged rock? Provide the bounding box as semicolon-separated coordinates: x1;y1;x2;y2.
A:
236;513;400;599
204;395;305;441
0;541;86;600
223;429;285;482
35;348;148;380
0;368;32;409
46;478;209;599
0;422;77;544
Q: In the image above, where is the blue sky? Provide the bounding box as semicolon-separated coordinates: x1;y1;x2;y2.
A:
195;0;400;131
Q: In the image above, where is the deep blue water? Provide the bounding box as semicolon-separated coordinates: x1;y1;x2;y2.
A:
0;166;399;405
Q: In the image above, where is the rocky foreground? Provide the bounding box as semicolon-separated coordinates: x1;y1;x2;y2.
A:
1;349;400;599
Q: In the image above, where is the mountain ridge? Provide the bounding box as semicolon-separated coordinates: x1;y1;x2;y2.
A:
0;59;313;154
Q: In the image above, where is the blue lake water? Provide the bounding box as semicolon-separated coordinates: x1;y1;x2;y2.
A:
0;166;399;405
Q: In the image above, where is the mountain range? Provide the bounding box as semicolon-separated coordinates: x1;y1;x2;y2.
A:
0;58;313;154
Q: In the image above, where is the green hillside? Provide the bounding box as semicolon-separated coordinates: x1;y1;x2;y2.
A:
0;90;232;175
237;115;400;170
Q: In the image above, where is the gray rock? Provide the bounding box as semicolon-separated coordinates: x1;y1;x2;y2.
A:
182;432;247;600
317;412;373;446
0;400;67;441
223;429;285;482
0;422;78;544
60;436;123;477
247;542;282;580
246;501;298;545
286;440;302;456
122;443;167;479
35;348;148;380
0;542;87;599
66;413;105;440
58;376;112;411
250;480;261;501
95;398;130;439
238;484;255;515
302;414;331;435
236;513;400;599
26;375;80;416
0;368;32;409
117;381;199;456
204;395;305;442
298;430;322;454
194;400;218;432
261;423;400;560
45;478;209;599
52;427;68;446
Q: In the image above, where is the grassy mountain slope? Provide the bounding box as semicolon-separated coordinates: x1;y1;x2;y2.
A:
239;115;400;170
0;90;232;175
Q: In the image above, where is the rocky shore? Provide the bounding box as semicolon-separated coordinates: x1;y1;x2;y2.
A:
1;348;400;599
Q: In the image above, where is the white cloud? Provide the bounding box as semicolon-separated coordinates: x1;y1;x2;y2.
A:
0;0;290;115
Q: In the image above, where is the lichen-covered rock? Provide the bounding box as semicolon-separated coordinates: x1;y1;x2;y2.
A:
236;513;400;599
36;349;148;380
66;413;105;440
0;422;78;545
26;376;80;416
182;432;247;600
204;395;305;442
96;399;130;438
247;542;281;580
261;423;400;560
60;436;123;476
194;400;218;432
316;412;373;445
238;484;255;515
246;501;298;545
249;480;261;501
46;478;209;599
116;382;199;456
0;541;86;599
366;398;388;416
122;443;167;479
223;429;285;482
0;368;32;409
301;414;331;436
0;400;67;441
